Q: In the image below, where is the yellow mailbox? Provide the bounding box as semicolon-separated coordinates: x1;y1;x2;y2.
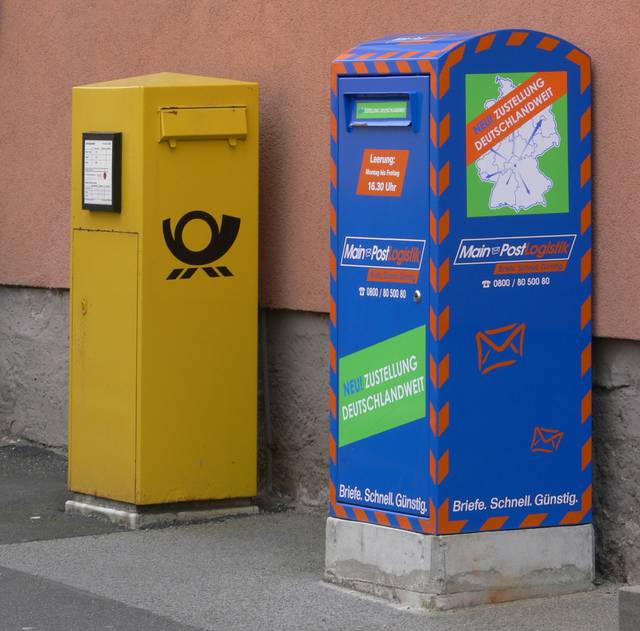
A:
69;73;258;507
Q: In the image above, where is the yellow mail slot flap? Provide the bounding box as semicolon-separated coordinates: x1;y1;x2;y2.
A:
159;106;247;142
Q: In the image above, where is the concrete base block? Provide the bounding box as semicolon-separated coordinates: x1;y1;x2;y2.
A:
619;585;640;631
325;517;594;610
65;494;258;530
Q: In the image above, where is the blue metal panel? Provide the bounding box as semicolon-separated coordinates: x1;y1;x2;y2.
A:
336;75;432;518
434;33;592;532
331;30;591;533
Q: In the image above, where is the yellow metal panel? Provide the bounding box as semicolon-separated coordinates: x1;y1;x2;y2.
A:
137;83;259;504
159;107;247;142
69;74;258;506
69;230;138;502
71;86;143;234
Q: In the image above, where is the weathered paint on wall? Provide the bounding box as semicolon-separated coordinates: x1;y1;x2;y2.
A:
0;1;638;338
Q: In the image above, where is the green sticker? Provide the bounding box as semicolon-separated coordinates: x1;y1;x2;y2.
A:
466;72;569;217
339;325;426;447
356;101;408;120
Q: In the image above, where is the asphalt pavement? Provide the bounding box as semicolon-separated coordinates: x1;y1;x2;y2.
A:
0;440;620;631
0;566;199;631
0;439;120;545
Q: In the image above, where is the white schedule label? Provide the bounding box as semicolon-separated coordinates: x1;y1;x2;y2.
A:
83;139;113;205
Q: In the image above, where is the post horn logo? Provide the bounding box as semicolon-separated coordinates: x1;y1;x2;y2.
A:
163;210;240;280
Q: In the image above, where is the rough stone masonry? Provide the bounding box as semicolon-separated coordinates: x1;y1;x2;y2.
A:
593;338;640;582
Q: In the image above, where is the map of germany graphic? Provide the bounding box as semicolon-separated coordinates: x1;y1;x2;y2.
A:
475;76;561;212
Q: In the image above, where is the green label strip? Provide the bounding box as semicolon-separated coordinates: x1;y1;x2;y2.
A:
355;101;408;120
339;325;426;446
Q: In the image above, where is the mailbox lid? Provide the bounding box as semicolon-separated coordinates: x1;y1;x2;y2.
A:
159;106;247;142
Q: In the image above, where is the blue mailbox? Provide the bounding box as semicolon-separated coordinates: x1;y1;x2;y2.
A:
329;30;592;534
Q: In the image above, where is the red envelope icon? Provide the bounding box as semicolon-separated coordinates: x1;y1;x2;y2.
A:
476;323;526;375
531;426;564;453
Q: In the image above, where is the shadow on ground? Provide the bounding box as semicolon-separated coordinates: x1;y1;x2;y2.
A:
0;440;121;544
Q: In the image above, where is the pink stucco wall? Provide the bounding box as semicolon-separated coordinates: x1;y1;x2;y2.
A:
0;1;638;338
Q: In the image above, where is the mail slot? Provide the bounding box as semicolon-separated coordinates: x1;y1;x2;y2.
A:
159;106;247;144
329;31;592;534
